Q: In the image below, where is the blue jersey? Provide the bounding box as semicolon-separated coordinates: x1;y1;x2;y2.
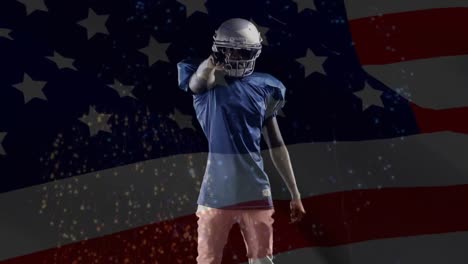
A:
177;58;286;210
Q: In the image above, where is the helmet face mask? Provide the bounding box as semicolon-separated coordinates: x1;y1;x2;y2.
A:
215;47;257;61
211;18;263;78
212;46;261;76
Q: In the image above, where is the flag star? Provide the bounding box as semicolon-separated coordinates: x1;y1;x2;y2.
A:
46;51;77;71
296;48;327;77
12;73;48;104
293;0;317;12
169;108;195;130
77;8;109;40
353;82;385;111
0;28;13;40
139;37;170;65
249;19;270;46
79;106;113;136
176;0;208;17
16;0;48;16
0;132;6;155
109;79;136;99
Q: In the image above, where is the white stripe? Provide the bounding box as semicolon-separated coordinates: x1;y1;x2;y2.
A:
345;0;468;20
1;132;467;260
364;55;468;109
240;231;468;264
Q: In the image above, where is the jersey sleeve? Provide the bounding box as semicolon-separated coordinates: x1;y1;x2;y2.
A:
264;75;287;120
176;58;202;94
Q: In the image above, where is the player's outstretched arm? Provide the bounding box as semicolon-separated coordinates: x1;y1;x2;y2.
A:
188;55;224;94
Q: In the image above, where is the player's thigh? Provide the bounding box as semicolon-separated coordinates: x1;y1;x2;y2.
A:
238;209;275;259
196;205;235;246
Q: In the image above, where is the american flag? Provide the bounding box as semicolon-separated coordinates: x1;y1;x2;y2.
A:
1;0;468;263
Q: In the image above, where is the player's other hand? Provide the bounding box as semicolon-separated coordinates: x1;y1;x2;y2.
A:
289;198;306;224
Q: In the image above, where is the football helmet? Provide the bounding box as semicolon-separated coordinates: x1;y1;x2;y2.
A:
212;18;263;77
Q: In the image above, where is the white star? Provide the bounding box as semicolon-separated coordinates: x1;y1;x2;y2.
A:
249;19;270;46
169;108;195;130
16;0;48;16
12;73;48;104
46;51;77;71
139;37;170;66
353;82;385;111
0;132;6;155
0;28;13;40
296;48;327;77
176;0;208;17
79;106;112;136
77;8;109;40
109;79;136;99
293;0;317;12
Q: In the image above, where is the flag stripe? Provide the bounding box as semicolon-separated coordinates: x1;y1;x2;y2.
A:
410;103;468;134
3;184;468;263
1;132;468;260
363;55;468;109
348;8;468;65
249;231;468;264
345;0;468;20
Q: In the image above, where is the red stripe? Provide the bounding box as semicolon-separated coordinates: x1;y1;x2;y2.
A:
349;8;468;65
410;103;468;134
3;184;468;263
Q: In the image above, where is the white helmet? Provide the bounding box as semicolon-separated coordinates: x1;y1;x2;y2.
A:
212;18;263;77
